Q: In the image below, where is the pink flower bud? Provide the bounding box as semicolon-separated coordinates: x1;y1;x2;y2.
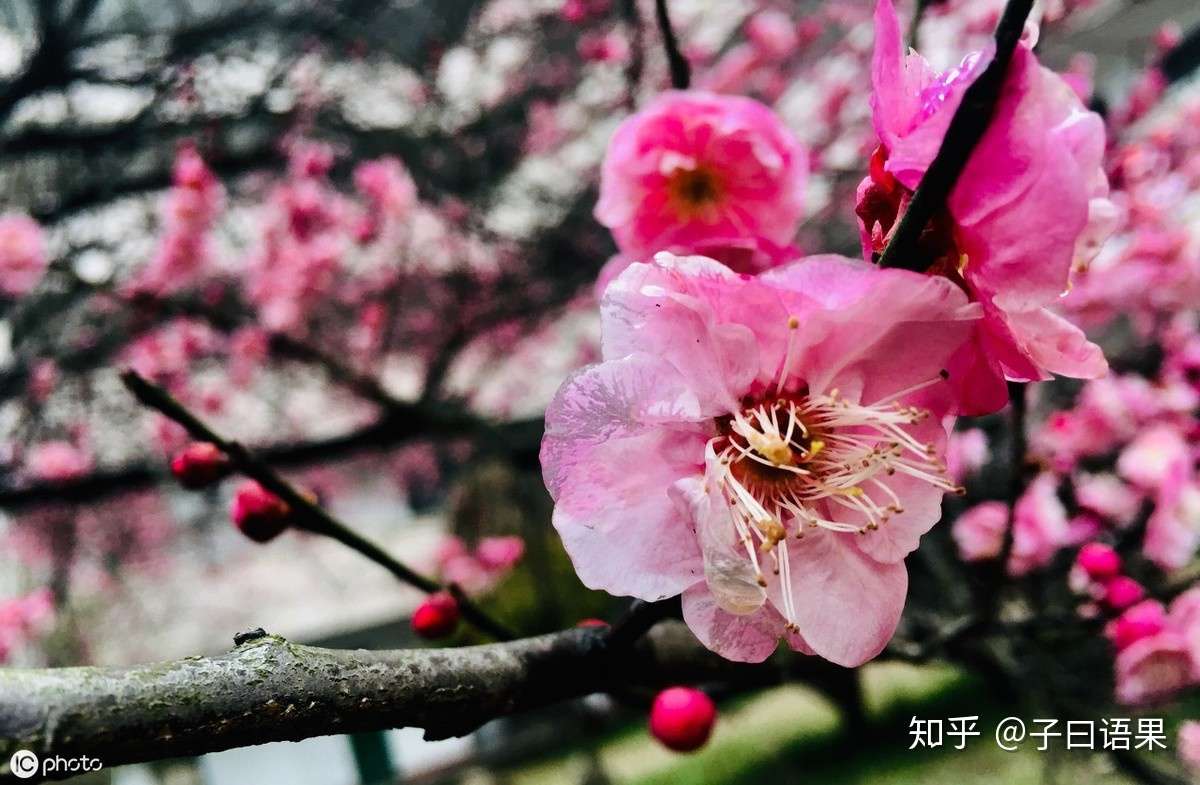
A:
170;442;230;489
1103;576;1146;612
411;592;460;639
1076;542;1122;581
230;481;291;543
1105;600;1167;651
649;687;716;752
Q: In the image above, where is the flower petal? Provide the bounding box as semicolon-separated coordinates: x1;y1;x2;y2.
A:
682;582;784;663
779;532;908;667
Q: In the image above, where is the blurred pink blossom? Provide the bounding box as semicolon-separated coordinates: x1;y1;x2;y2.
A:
0;213;48;297
26;441;92;482
945;428;988;483
0;589;54;663
1179;722;1200;772
595;91;808;263
952;474;1070;575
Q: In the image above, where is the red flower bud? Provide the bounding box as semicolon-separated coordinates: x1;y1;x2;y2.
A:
230;481;290;543
575;618;609;629
411;591;460;639
170;442;230;489
1076;542;1121;581
1106;600;1167;651
1103;575;1146;612
649;687;716;752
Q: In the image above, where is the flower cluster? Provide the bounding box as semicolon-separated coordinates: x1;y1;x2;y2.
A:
542;0;1116;667
856;0;1112;414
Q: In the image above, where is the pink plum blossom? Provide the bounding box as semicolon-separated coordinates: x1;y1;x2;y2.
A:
1179;722;1200;773
1114;631;1194;705
1073;472;1140;527
433;534;526;595
476;536;525;571
1143;462;1200;571
945;428;988;483
745;11;799;61
130;144;223;296
595;91;808;263
1105;588;1200;708
951;474;1070;575
0;213;48;297
0;589;54;664
354;156;418;240
951;501;1007;563
26;441;93;482
542;252;977;666
1117;424;1190;492
857;0;1111;414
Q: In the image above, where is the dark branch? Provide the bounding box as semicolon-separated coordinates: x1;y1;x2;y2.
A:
654;0;690;90
119;371;516;641
878;0;1035;271
978;381;1028;621
0;623;796;778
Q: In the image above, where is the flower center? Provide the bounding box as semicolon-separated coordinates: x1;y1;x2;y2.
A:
705;318;961;628
667;166;724;218
857;145;966;284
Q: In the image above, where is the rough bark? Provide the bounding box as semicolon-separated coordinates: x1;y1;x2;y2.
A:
0;623;794;781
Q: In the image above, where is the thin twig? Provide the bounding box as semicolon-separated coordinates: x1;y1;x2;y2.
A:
979;381;1028;621
621;0;645;109
119;370;517;641
907;0;930;49
654;0;690;90
878;0;1035;271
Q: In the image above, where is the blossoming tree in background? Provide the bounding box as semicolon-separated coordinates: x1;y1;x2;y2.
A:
4;0;1200;782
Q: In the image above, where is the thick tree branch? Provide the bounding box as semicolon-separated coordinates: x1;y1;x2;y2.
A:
0;622;795;780
878;0;1035;271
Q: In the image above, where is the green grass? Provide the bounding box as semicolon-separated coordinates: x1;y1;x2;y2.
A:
497;662;1169;785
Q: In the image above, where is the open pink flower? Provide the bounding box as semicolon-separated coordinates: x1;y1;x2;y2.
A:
946;428;988;483
0;213;48;297
1143;461;1200;571
1117;424;1190;492
951;473;1070;576
1114;631;1195;705
595;91;808;263
542;253;976;666
857;0;1111;414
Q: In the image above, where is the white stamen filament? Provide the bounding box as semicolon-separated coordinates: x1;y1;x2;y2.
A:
710;355;960;629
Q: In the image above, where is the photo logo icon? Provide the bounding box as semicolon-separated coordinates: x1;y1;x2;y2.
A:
10;750;38;779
